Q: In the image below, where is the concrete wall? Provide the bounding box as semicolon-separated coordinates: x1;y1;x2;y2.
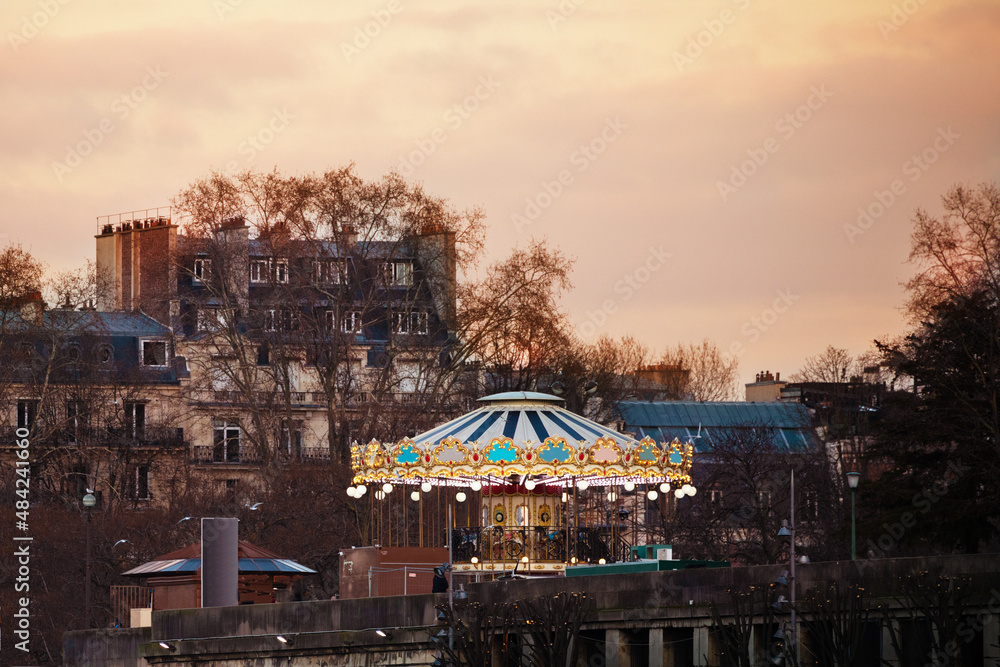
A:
64;628;151;667
65;554;1000;667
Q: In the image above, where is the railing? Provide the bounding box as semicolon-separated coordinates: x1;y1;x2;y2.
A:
190;444;331;464
208;390;472;412
110;585;152;628
451;526;632;564
211;390;325;405
366;566;437;597
0;426;185;449
97;207;172;235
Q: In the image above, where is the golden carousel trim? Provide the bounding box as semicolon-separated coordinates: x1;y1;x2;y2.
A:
350;435;694;487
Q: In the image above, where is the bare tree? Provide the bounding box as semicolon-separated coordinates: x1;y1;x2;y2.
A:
456;239;574;395
650;424;839;565
904;181;1000;321
658;338;741;401
791;345;890;385
172;167;486;466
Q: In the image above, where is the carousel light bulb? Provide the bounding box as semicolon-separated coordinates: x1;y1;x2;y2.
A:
410;491;420;502
659;483;670;493
357;484;367;496
623;481;635;492
521;556;528;563
561;492;568;503
374;490;386;500
570;557;578;564
688;486;697;496
346;487;356;498
598;558;606;565
607;492;618;502
471;557;479;564
382;483;393;494
675;489;685;499
577;480;589;491
682;484;693;495
647;490;658;501
455;492;467;503
421;482;433;493
470;481;482;492
524;480;536;491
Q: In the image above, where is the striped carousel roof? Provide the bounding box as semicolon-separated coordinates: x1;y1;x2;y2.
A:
350;392;694;488
414;392;637;449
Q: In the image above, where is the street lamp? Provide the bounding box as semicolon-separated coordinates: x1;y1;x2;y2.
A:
846;471;860;561
777;470;796;661
82;492;96;628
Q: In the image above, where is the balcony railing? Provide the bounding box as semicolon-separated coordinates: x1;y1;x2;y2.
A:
211;390;325;405
208;390;472;411
0;426;186;449
451;526;632;564
190;444;330;464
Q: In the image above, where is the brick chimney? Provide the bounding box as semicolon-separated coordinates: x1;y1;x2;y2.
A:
19;291;45;325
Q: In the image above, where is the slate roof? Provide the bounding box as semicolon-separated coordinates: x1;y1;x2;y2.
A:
7;310;171;336
617;401;818;452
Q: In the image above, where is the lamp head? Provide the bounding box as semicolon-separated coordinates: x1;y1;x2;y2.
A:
82;493;96;508
846;471;860;489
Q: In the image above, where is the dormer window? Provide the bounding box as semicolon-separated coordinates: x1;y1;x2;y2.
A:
250;259;269;283
342;310;362;334
140;339;168;367
393;311;428;335
250;258;288;284
193;257;211;284
386;261;413;287
313;259;342;285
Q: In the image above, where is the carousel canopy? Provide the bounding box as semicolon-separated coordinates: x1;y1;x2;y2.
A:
351;392;694;488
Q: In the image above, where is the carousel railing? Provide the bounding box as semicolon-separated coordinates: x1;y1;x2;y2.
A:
451;526;632;564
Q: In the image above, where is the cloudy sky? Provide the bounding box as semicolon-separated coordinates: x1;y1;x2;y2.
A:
2;0;998;387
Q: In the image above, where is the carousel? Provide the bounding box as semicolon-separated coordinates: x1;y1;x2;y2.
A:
348;391;696;576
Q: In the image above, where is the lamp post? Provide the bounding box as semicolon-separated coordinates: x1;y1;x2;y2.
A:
777;469;796;660
846;471;860;561
82;492;96;628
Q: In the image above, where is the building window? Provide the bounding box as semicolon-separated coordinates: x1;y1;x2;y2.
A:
760;491;772;511
193;257;211;284
250;259;270;283
96;344;114;364
198;308;221;333
342;310;362;334
17;400;38;429
260;308;298;332
804;491;819;519
710;489;723;507
386;261;413;287
124;402;145;439
213;419;241;463
66;400;88;442
313;259;342;285
135;465;151;500
393;311;428;335
397;361;426;393
250;258;288;283
279;420;302;457
140;340;168;367
64;343;83;364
